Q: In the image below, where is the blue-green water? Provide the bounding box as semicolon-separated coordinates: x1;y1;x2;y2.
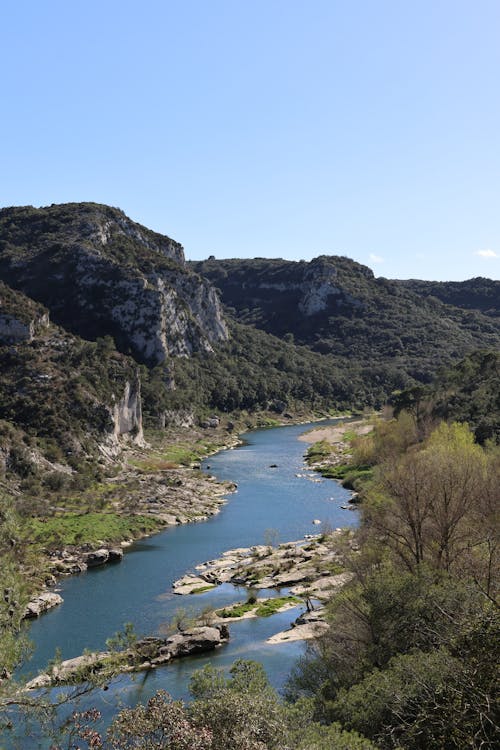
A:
18;419;355;733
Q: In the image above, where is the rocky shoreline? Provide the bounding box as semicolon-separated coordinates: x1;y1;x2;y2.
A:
172;530;355;643
24;444;240;619
26;624;230;689
24;414;345;619
23;414;353;666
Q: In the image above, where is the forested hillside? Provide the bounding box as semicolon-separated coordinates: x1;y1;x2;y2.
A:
285;414;499;750
392;349;500;443
1;204;499;483
397;277;500;317
0;203;499;749
191;256;500;385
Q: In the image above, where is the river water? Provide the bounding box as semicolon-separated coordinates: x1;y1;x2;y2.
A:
18;419;355;738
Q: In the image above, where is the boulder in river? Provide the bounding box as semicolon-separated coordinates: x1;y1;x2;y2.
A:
165;625;229;658
24;592;63;619
108;547;124;562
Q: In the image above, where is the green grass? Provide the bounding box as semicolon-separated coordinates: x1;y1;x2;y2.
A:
319;463;374;490
216;601;257;618
305;440;335;464
190;584;216;594
255;596;301;616
217;595;301;619
27;512;163;548
324;562;345;575
256;416;282;428
129;439;221;471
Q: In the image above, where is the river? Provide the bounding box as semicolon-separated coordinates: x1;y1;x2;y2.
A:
17;419;356;742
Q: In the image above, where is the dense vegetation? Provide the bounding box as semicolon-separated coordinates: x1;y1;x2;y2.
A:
288;415;499;749
398;277;500;317
164;322;392;415
392;349;500;443
191;256;500;388
3;415;496;749
0;204;499;747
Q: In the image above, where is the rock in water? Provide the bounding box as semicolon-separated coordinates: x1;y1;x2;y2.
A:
24;592;63;619
83;548;110;567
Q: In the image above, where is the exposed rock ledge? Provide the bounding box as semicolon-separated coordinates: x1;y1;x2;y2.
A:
173;531;354;597
23;592;64;619
25;447;238;618
43;545;124;580
26;624;229;689
267;607;329;644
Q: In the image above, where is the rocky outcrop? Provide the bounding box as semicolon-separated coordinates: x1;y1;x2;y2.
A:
24;592;63;619
174;531;354;597
200;416;220;428
160;409;195;429
0;281;50;344
110;376;144;445
26;624;230;688
104;464;237;526
82;548;111;568
163;625;229;658
0;203;229;365
47;545;124;577
267;607;329;644
298;260;341;316
26;651;112;689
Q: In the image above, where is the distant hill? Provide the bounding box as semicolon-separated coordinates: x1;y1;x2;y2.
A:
190;256;500;383
396;277;500;318
1;203;499;485
0;205;375;486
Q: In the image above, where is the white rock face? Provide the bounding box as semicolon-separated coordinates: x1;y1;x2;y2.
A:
73;252;228;365
110;376;144;445
82;210;185;264
1;204;229;365
298;263;341;316
161;410;195;428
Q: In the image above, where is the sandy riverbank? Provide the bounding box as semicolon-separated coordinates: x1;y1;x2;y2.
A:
298;419;373;444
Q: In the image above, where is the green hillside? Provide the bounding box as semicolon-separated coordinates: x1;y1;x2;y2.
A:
191;256;500;385
392;349;500;443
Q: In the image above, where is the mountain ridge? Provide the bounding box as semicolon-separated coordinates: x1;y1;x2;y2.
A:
1;202;499;483
0;203;228;365
191;255;500;383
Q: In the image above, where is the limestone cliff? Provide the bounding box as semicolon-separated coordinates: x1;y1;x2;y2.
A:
0;282;149;478
110;375;144;446
0;203;228;365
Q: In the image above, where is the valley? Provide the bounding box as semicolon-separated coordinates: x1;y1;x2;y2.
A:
0;202;498;750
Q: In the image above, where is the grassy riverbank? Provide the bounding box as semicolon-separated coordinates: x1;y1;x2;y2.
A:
302;418;375;493
27;512;164;548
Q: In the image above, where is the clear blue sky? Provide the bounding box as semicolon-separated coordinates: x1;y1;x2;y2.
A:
1;0;499;280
